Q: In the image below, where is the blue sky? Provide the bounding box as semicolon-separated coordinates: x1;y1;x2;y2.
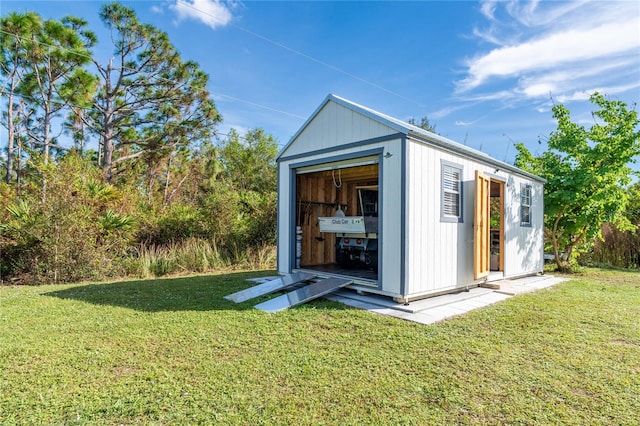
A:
2;0;640;163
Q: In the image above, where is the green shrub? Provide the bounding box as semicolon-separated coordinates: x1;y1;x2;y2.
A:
1;131;280;284
1;155;137;284
136;203;207;245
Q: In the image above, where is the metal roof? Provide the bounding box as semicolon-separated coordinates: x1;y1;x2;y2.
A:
278;94;545;183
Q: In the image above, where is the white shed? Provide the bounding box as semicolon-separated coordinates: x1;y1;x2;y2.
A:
275;94;545;303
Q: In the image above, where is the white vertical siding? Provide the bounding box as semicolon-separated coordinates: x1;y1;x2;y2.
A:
503;176;545;275
405;139;544;297
379;141;403;295
277;162;292;275
279;102;398;159
277;139;404;297
406;141;475;295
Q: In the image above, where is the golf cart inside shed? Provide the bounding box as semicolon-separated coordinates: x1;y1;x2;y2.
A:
294;160;380;283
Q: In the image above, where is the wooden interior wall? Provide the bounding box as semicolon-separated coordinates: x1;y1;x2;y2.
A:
490;180;505;272
296;164;378;267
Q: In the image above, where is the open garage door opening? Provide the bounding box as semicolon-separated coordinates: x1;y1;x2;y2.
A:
294;161;379;284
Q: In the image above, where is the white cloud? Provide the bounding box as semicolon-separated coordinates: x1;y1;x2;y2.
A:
516;58;639;99
556;82;640;103
169;0;234;30
457;90;516;103
459;18;640;92
459;1;640;105
431;104;469;120
480;0;498;21
472;26;503;47
455;120;479;127
503;0;585;27
555;90;593;103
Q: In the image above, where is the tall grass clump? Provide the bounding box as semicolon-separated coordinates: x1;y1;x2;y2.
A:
174;238;228;272
131;245;172;278
241;243;277;270
226;241;277;271
129;238;273;278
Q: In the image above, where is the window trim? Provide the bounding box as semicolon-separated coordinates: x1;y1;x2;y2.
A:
520;183;532;227
440;160;463;223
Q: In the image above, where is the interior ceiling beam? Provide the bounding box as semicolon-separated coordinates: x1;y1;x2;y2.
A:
317;165;378;182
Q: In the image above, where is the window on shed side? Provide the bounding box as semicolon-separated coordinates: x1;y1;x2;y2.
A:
441;163;463;222
520;184;532;226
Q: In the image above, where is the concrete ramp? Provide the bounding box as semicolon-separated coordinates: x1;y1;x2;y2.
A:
255;277;353;313
224;272;316;303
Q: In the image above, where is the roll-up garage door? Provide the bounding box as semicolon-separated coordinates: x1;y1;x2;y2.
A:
295;155;379;175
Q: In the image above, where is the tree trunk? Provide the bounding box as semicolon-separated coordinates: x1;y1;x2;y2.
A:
4;44;22;185
6;96;15;184
102;135;115;183
101;58;115;183
163;156;171;209
16;138;22;196
41;95;53;202
551;233;569;272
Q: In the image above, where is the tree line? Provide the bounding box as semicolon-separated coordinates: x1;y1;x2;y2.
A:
2;3;220;188
1;3;278;284
2;4;640;284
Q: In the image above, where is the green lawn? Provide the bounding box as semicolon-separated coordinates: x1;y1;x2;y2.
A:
1;269;639;425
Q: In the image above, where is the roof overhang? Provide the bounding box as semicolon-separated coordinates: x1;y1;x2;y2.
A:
408;130;546;183
277;94;546;184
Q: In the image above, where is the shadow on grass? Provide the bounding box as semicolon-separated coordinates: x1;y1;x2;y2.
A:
43;270;352;313
44;271;275;312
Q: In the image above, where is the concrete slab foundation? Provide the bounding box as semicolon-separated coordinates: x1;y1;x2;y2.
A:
324;275;568;324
